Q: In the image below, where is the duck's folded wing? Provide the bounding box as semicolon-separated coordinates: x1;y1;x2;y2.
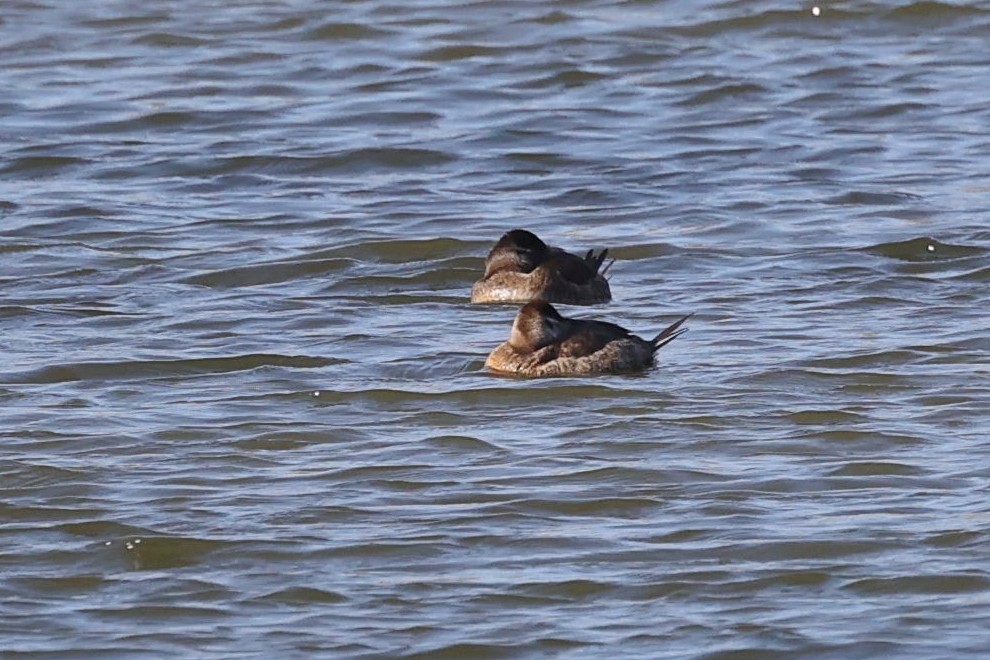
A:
556;322;631;358
545;250;599;284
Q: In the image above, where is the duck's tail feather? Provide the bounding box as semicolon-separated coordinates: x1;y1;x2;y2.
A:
584;248;611;274
601;257;615;277
651;313;693;352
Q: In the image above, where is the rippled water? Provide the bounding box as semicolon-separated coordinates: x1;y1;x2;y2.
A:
3;0;990;657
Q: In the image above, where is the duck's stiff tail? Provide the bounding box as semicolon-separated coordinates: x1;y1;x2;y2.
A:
651;313;693;352
584;248;613;275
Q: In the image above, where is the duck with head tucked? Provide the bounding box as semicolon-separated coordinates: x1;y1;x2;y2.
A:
471;229;612;305
486;301;691;377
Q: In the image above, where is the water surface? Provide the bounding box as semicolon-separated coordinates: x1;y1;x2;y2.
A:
2;1;990;657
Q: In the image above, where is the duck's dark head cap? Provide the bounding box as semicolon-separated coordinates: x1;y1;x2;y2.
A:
484;229;548;277
495;229;547;253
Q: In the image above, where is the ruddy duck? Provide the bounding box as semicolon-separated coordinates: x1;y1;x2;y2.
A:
470;229;612;305
486;301;691;377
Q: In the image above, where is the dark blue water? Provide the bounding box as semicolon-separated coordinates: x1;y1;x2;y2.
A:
3;1;989;657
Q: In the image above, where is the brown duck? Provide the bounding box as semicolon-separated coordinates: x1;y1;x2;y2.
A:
470;229;612;305
486;301;691;377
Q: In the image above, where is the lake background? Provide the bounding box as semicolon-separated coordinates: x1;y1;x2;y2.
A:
3;0;990;657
